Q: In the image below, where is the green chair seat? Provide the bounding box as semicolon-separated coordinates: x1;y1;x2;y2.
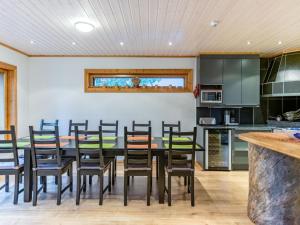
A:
164;144;201;149
79;143;115;149
162;137;190;141
88;136;117;141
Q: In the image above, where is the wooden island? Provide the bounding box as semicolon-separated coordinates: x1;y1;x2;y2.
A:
239;132;300;225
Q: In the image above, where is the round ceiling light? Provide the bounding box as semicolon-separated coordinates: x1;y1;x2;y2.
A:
75;22;95;33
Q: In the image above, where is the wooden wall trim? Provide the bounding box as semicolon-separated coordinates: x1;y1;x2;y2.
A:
0;42;30;57
84;69;193;93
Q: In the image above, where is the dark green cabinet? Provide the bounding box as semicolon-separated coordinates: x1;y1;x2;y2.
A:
223;59;242;105
241;59;260;105
200;59;223;84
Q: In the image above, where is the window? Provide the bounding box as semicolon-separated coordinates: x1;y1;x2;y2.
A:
84;69;193;93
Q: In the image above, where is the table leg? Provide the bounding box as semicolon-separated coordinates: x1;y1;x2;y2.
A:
158;152;165;204
24;149;32;202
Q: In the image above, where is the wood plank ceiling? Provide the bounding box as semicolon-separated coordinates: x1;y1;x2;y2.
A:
0;0;300;57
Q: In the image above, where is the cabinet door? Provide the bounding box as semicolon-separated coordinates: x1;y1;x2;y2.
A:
200;59;223;84
242;59;260;105
223;59;242;105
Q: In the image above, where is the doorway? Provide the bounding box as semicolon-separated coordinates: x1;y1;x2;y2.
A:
0;70;6;130
0;61;17;131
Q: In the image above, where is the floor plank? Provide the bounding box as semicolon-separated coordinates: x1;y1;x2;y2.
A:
0;162;253;225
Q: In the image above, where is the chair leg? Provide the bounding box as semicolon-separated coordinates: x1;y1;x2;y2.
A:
69;166;73;192
184;176;187;186
124;172;128;206
168;175;171;206
32;172;38;206
99;173;103;205
13;174;19;204
188;176;191;193
108;165;112;193
89;175;93;185
114;158;117;177
57;174;62;205
83;175;87;192
55;176;58;185
112;159;115;185
42;176;47;193
156;157;159;180
76;173;81;205
19;174;22;184
147;174;151;206
127;176;129;186
191;174;195;207
5;175;9;192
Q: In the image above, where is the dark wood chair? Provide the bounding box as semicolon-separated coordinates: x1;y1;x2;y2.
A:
74;126;112;205
124;126;152;206
162;121;187;185
29;126;73;206
40;119;59;131
165;127;197;207
132;120;151;132
100;120;118;185
0;125;24;204
68;120;88;136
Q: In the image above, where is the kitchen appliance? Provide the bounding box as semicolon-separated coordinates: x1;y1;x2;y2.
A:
224;110;239;125
199;117;216;125
200;89;222;104
204;128;232;170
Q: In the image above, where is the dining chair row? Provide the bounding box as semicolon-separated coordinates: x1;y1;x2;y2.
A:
0;122;196;207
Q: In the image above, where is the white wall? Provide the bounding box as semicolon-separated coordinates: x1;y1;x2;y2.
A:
0;45;29;136
28;57;197;136
0;73;4;130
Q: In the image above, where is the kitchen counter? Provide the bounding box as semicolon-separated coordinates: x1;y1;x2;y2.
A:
197;124;275;131
239;132;300;224
239;132;300;159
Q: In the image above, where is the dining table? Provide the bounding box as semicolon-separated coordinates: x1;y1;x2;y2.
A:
16;136;204;204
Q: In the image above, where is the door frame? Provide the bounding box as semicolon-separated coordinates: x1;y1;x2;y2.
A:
0;61;17;131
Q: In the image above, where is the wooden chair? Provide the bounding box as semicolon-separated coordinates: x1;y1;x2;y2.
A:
124;126;152;206
162;121;187;185
132;120;151;132
68;120;88;136
165;127;197;206
100;120;118;185
0;125;24;204
75;126;112;205
30;126;73;206
40;119;59;131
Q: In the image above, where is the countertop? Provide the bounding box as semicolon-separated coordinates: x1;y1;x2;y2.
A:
239;132;300;160
197;124;275;131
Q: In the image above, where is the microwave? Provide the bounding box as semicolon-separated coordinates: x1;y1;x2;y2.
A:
200;90;222;104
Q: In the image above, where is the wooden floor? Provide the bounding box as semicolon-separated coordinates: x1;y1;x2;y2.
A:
0;162;253;225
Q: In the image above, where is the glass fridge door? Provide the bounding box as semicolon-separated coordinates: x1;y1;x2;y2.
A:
205;129;232;170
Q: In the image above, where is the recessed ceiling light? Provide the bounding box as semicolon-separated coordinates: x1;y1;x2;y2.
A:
72;41;76;45
247;41;251;45
75;21;94;33
210;20;219;27
30;40;34;44
278;41;282;45
168;42;173;46
120;41;124;46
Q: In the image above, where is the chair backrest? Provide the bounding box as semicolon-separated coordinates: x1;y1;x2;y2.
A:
0;125;19;167
100;120;118;136
132;120;151;132
124;126;152;170
167;127;197;171
162;121;181;137
74;126;105;169
40;119;59;131
29;126;61;169
68;120;88;136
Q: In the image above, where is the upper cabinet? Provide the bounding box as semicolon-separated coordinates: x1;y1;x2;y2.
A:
198;55;260;106
241;59;260;105
199;58;223;85
223;59;242;105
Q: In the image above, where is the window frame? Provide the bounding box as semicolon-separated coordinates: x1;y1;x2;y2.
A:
84;69;193;93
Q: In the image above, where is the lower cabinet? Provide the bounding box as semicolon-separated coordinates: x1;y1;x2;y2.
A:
232;129;271;170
